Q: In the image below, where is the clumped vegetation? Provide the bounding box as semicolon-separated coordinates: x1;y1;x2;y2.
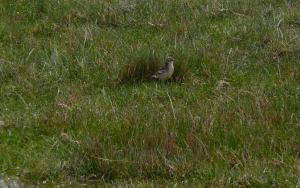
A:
117;52;191;84
116;52;161;84
0;0;300;186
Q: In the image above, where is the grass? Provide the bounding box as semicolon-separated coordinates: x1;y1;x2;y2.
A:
0;0;300;186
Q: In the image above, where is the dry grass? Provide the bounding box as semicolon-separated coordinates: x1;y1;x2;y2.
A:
117;54;161;84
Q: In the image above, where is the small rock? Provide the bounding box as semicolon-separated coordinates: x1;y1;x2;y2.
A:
216;80;231;90
0;177;21;188
0;120;6;128
0;59;5;64
119;0;136;12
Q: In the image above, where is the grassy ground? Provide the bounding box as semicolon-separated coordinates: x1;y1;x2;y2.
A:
0;0;300;186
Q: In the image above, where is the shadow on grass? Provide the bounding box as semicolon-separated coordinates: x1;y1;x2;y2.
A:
116;54;192;85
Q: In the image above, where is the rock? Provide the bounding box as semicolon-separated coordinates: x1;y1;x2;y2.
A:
216;80;231;90
0;120;6;128
0;177;21;188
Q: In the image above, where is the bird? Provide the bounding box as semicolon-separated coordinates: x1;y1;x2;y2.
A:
152;57;175;81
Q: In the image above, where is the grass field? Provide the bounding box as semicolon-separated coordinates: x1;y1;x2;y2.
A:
0;0;300;186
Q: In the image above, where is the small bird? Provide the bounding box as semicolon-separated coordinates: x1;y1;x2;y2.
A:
152;57;175;81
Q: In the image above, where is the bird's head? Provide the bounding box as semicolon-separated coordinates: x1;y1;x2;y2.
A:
165;56;175;66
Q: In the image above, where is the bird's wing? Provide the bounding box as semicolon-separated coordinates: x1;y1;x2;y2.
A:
152;63;168;78
156;64;168;73
154;69;167;75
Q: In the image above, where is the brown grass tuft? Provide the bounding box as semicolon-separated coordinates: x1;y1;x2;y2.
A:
117;56;160;84
172;61;192;83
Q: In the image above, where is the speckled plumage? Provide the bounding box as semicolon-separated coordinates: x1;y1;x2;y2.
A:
152;57;174;81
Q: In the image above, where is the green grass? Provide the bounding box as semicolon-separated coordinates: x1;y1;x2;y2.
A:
0;0;300;186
